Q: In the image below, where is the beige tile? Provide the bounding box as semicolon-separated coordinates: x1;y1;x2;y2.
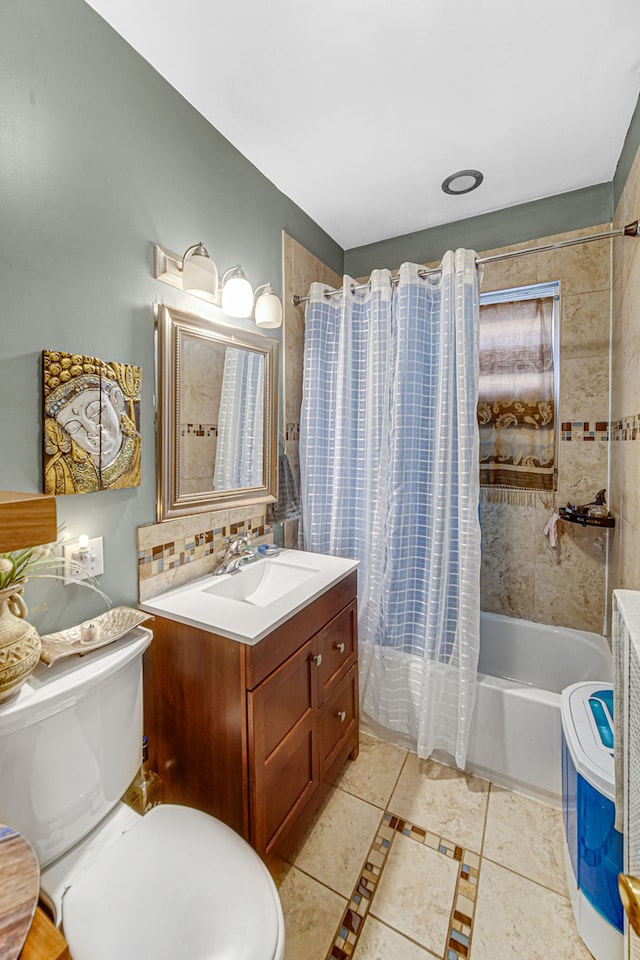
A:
479;499;537;563
534;499;563;566
334;733;408;809
536;225;612;297
352;915;434;960
532;522;606;632
370;832;458;955
555;436;608;507
619;330;640;421
616;436;636;526
278;865;346;960
390;756;489;852
616;513;640;592
560;355;610;423
561;290;611;359
136;513;213;550
483;787;567;895
610;331;625;420
228;505;265;529
284;307;305;425
471;859;592;960
210;508;230;533
479;242;538;293
290;787;382;898
138;552;213;602
480;556;536;621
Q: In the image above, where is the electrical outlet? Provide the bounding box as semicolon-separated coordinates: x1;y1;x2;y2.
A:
63;537;104;585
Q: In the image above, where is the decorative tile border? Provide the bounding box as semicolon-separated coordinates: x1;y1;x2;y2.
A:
561;421;609;441
560;416;640;441
610;414;640;441
181;423;218;437
326;811;480;960
137;516;270;580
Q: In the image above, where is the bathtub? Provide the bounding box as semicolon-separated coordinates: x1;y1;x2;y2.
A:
465;612;613;804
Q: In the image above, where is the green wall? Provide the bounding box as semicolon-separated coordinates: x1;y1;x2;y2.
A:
0;0;341;631
345;92;640;279
614;92;640;209
344;184;613;278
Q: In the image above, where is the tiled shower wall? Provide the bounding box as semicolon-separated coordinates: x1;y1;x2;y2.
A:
610;137;640;595
284;228;614;634
282;232;342;548
477;226;612;633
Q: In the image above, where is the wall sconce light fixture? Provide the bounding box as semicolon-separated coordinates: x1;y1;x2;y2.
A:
221;265;254;319
153;242;282;328
181;242;218;301
254;283;283;328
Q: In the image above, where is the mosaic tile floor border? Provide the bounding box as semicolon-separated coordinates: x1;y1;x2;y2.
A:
326;810;480;960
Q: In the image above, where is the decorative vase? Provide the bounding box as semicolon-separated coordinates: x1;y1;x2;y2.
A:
0;581;41;703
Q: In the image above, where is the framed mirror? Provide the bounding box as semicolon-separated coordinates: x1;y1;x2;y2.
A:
155;304;278;521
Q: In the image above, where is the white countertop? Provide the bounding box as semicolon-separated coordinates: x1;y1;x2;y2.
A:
140;549;359;645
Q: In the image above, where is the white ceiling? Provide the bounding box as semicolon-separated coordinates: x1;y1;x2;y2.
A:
84;0;640;250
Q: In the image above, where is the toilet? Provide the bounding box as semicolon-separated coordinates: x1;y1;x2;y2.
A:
0;627;285;960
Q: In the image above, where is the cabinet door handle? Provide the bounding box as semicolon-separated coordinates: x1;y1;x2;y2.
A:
335;642;345;654
312;654;322;667
337;710;346;722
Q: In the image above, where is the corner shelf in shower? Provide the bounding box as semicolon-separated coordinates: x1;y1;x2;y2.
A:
559;507;616;528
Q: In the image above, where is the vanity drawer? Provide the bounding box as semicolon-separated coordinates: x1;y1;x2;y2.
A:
247;572;357;689
318;663;358;777
248;640;315;760
316;600;357;704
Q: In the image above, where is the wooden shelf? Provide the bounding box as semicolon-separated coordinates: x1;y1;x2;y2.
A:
559;507;615;528
0;492;57;552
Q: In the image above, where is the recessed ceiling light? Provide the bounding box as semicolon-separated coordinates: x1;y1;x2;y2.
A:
441;169;484;195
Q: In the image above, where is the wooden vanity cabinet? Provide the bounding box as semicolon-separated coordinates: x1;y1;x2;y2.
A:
143;571;358;868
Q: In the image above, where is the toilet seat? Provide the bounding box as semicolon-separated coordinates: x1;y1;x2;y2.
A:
61;804;285;960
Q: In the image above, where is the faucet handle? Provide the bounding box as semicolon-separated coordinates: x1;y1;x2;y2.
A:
229;531;253;554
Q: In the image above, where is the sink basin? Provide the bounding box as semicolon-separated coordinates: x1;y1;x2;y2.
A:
202;558;320;607
139;548;359;645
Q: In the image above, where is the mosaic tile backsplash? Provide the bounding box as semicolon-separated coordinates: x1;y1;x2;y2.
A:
137;506;273;602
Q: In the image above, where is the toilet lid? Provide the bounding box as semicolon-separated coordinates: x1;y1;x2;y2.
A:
62;805;283;960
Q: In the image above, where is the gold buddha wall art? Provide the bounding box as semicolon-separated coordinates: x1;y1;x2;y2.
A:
43;350;142;495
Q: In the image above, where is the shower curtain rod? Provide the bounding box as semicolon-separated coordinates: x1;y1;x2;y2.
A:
290;219;640;306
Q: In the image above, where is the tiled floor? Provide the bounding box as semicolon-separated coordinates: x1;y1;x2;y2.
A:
276;733;594;960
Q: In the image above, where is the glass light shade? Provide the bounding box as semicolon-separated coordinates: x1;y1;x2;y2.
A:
255;286;282;328
182;250;218;301
222;267;254;318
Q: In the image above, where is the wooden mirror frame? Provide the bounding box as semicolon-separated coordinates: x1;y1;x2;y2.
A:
155;303;278;521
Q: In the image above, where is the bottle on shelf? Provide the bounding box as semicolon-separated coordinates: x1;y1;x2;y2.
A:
123;735;163;814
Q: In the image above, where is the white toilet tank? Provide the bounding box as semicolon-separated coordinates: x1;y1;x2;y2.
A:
0;628;152;867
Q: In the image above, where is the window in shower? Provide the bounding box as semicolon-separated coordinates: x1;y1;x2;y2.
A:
478;280;560;494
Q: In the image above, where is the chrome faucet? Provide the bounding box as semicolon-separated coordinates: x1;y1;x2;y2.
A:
213;533;257;576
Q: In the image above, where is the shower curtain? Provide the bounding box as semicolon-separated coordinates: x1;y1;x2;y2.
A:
213;347;264;490
300;251;482;767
